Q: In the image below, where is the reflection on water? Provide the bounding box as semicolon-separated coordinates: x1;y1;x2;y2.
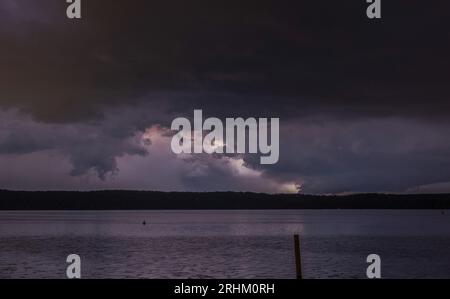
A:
0;210;449;278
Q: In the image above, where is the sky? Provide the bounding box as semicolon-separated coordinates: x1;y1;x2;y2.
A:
1;0;450;194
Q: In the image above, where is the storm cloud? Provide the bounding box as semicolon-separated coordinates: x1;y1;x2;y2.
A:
1;0;450;193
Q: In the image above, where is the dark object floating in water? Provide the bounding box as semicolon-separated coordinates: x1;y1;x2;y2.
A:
142;221;146;225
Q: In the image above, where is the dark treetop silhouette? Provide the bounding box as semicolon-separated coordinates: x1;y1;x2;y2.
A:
0;190;449;210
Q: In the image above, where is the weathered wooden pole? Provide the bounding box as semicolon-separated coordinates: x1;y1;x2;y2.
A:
294;234;303;279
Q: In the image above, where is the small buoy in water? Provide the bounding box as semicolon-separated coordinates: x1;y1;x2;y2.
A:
442;211;445;215
142;221;146;226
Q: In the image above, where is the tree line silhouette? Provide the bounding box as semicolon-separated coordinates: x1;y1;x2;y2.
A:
0;190;449;210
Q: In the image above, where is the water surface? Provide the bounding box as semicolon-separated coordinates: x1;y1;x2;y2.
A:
0;210;449;278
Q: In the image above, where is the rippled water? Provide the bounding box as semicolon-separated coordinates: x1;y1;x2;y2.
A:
0;210;449;279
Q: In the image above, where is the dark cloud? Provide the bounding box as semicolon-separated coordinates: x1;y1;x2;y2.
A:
1;0;450;193
1;0;450;123
244;118;450;193
0;108;152;179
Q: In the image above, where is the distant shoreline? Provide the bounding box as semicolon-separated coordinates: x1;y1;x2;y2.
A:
1;190;449;210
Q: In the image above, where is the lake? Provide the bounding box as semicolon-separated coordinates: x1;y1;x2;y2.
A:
0;210;449;279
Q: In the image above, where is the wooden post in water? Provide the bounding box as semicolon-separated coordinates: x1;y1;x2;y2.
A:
294;234;303;279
